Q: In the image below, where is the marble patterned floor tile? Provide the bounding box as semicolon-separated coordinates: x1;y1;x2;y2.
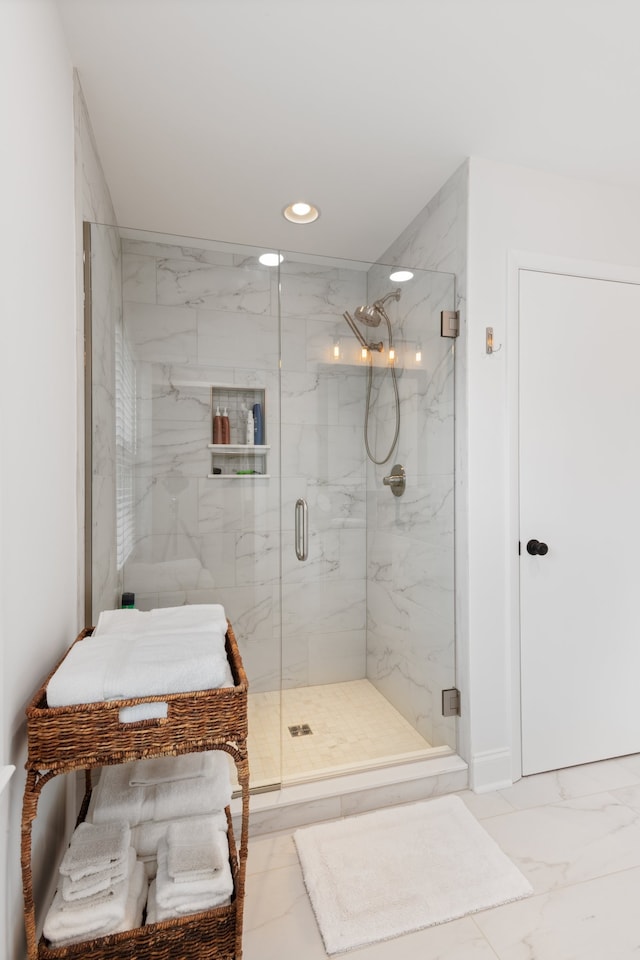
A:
474;865;640;960
498;756;640;810
481;791;640;894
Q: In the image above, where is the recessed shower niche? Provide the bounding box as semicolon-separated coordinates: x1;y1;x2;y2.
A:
208;386;269;478
87;223;457;793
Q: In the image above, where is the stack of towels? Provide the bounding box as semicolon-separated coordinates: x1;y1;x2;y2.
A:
43;821;146;948
46;603;233;722
87;750;233;883
147;816;233;921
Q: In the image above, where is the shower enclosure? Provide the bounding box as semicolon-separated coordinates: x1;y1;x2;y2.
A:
87;224;456;791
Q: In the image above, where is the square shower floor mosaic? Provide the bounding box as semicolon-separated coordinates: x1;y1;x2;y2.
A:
246;679;432;788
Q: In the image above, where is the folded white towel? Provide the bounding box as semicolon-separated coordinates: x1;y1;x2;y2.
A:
149;604;227;634
153;752;232;822
131;811;227;859
152;837;233;915
94;609;148;636
167;816;229;883
102;631;229;700
146;878;231;923
48;607;230;709
88;753;232;828
129;752;210;786
44;857;146;948
87;764;146;827
61;848;134;906
59;821;131;882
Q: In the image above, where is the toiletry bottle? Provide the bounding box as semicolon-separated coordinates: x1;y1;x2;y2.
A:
121;592;135;609
246;407;254;445
221;407;230;444
213;406;223;444
252;402;263;445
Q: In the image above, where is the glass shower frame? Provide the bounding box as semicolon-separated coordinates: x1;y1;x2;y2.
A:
86;224;457;793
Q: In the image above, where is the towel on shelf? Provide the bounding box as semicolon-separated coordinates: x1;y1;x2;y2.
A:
153;752;232;821
87;765;146;827
48;602;231;710
128;752;211;786
44;855;146;948
131;811;227;859
58;821;131;883
166;816;229;883
88;753;232;828
94;603;227;638
94;608;148;636
148;837;233;919
47;628;230;708
147;878;231;924
61;848;135;906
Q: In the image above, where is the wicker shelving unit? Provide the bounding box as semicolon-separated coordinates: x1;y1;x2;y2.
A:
20;623;249;960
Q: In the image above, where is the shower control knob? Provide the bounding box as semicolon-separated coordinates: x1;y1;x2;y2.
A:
526;539;549;556
382;464;406;497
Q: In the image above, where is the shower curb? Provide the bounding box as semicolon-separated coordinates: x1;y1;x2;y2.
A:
231;753;468;836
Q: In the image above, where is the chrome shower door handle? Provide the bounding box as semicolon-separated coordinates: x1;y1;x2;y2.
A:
295;498;309;561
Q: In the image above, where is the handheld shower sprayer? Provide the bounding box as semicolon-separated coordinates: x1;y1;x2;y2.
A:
341;288;402;464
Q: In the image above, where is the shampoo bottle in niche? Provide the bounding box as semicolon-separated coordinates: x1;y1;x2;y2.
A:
221;407;230;444
213;406;223;444
252;402;264;445
246;407;254;445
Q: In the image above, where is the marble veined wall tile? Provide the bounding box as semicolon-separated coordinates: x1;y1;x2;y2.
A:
125;301;197;364
122;254;156;304
157;258;271;313
135;418;211;477
197;310;279;371
123;238;236;266
279;263;367;320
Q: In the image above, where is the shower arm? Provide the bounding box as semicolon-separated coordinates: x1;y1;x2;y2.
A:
342;312;384;352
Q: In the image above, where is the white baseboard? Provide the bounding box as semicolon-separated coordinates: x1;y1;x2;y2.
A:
469;748;513;793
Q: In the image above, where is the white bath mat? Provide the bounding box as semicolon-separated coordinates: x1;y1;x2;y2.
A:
294;794;532;955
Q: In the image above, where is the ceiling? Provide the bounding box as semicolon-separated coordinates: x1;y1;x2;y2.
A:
57;0;640;263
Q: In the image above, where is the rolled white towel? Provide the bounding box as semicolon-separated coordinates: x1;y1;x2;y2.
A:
131;811;227;859
167;816;229;883
44;856;146;948
58;821;131;883
153;838;233;915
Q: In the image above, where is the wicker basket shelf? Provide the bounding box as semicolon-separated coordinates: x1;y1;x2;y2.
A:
21;623;250;960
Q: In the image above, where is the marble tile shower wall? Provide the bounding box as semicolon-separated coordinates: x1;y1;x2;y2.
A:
364;263;456;750
121;239;368;691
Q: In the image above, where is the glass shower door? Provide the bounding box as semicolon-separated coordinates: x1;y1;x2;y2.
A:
277;253;457;784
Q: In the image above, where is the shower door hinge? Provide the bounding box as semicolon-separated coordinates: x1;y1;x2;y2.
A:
440;310;460;338
442;687;461;717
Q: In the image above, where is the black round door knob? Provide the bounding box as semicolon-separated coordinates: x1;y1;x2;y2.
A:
527;539;549;556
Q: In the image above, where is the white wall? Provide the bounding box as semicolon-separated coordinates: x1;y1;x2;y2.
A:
0;2;78;957
466;156;640;789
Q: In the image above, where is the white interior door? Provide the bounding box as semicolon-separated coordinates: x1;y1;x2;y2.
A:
520;268;640;775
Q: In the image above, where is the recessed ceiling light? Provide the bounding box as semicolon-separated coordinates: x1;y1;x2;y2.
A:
389;270;414;282
259;252;284;266
283;201;320;224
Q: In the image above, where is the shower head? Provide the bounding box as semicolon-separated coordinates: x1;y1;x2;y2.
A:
353;289;402;327
354;304;382;327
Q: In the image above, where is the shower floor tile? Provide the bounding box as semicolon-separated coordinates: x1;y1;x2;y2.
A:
246;679;432;789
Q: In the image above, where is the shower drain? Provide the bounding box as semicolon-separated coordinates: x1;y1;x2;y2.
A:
288;724;313;737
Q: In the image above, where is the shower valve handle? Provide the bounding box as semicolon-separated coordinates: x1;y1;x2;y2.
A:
382;464;406;497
